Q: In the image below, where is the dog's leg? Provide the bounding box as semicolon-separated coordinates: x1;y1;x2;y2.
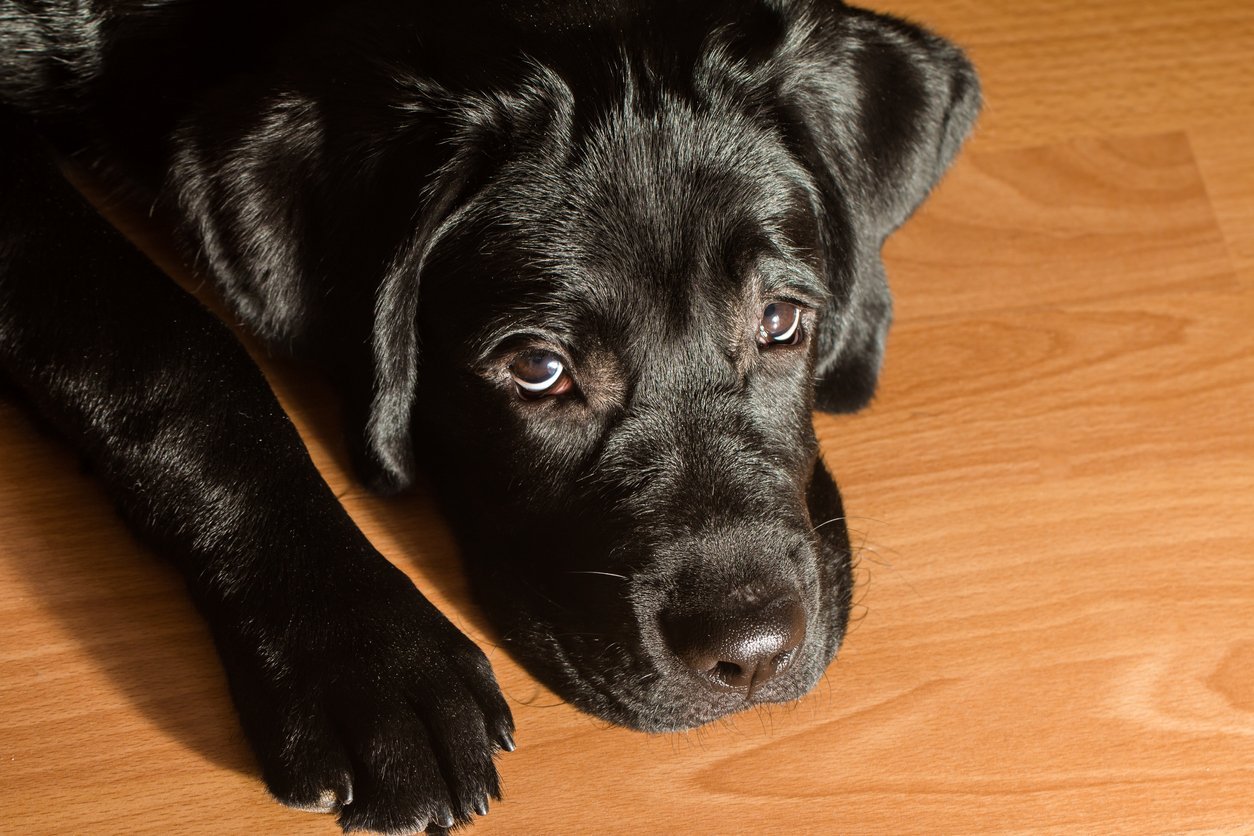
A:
0;113;512;833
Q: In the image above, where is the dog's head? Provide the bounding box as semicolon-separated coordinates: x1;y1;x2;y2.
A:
368;0;980;731
179;0;977;731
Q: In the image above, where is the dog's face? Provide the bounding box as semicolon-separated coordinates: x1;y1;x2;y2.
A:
173;0;977;732
413;89;853;729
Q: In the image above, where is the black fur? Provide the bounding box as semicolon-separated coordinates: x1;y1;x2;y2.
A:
0;1;978;832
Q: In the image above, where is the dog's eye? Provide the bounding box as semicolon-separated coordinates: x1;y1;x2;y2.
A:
757;302;802;347
510;350;572;397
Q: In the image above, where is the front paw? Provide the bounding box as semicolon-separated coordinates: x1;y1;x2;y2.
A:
210;564;514;834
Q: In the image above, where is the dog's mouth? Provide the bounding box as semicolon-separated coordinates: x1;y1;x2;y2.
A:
457;459;854;731
509;588;845;732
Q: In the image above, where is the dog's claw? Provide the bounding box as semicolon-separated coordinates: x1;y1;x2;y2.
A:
498;731;516;753
474;797;489;816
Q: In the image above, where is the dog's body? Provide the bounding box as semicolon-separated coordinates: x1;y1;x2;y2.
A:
0;1;978;831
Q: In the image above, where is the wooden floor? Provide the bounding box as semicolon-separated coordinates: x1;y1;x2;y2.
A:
3;1;1253;833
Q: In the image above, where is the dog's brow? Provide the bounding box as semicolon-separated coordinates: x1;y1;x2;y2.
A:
471;322;574;368
758;263;828;309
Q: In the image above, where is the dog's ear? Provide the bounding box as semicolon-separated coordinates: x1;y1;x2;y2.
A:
356;172;459;495
167;70;505;495
776;2;981;412
353;137;494;495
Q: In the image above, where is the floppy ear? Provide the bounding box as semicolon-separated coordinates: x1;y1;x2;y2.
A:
779;2;981;413
165;61;504;495
356;174;459;495
351;140;494;495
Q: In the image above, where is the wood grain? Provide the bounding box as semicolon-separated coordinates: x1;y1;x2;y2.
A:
3;1;1253;833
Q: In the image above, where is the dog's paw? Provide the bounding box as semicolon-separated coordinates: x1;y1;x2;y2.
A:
213;563;514;834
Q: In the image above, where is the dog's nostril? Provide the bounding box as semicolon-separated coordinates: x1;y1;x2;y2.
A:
713;660;745;684
663;595;806;695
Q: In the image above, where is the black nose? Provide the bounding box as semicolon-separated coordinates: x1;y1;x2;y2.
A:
662;594;807;695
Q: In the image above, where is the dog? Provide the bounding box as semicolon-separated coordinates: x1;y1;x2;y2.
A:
0;0;978;831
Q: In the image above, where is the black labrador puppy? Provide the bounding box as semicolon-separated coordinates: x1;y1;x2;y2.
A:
0;0;978;831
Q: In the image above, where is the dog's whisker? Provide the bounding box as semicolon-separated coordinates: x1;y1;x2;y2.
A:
852;537;924;602
563;570;630;581
854;537;903;561
809;516;847;534
835;514;893;527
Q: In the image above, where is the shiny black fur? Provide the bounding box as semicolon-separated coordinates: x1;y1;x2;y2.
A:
1;1;978;832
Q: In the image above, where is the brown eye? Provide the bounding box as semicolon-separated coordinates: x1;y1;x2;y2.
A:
757;302;802;346
509;350;572;397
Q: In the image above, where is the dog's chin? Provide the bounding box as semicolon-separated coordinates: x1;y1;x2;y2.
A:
460;459;854;732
